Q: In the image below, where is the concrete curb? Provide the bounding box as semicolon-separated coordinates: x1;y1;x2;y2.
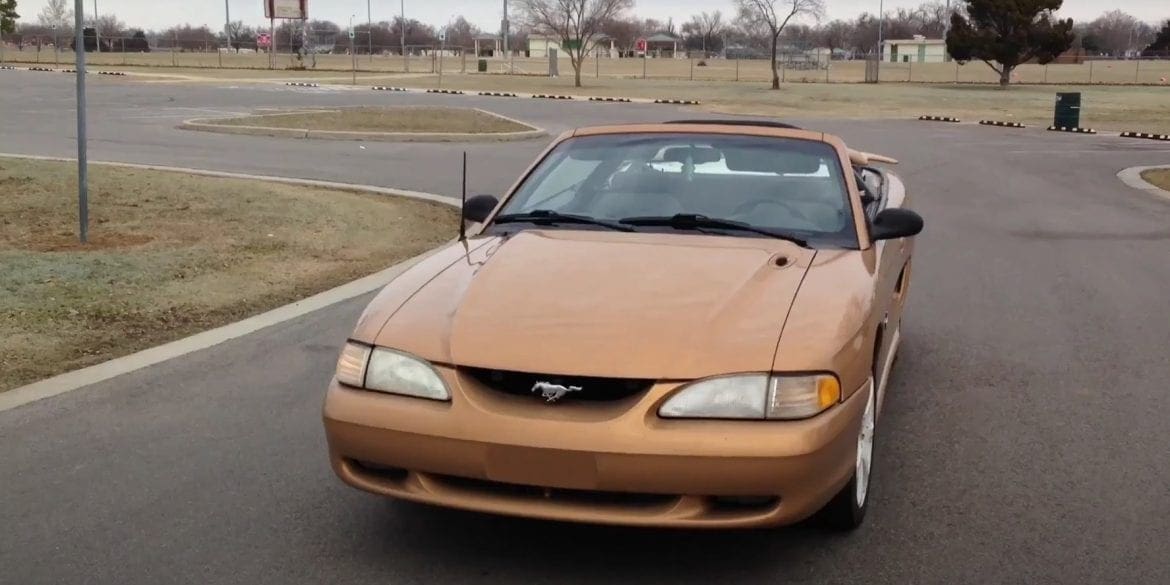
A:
177;107;546;143
1117;165;1170;202
919;115;961;122
1120;132;1170;141
0;153;459;413
979;120;1026;128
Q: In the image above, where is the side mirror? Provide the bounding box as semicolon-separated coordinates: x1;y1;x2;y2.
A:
463;194;499;223
871;208;923;241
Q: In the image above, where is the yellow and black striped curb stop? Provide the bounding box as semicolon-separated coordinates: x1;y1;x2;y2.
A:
426;89;465;95
1047;126;1096;134
478;91;518;97
532;94;574;100
285;82;318;87
1120;131;1170;141
655;99;702;105
1;65;18;70
979;120;1025;128
97;71;127;76
919;115;961;122
371;86;408;91
588;97;633;103
27;66;55;72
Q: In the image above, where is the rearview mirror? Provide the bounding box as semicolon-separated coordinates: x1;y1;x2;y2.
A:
870;208;923;241
463;194;499;223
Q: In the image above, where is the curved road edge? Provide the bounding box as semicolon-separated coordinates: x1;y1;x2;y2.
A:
0;153;459;413
1117;165;1170;202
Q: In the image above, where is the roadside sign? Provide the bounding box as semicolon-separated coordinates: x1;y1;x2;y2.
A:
264;0;308;20
257;32;272;48
636;38;647;52
438;30;447;42
348;29;355;40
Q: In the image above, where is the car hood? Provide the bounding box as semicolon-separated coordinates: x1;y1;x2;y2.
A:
367;230;816;380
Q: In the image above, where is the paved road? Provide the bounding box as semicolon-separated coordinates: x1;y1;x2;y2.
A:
3;71;1170;584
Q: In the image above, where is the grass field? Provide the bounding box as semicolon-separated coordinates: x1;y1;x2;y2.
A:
211;106;531;133
6;47;1170;85
352;74;1170;134
1142;169;1170;192
0;157;458;391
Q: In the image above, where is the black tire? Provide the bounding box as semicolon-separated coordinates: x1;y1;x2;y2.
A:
817;383;874;531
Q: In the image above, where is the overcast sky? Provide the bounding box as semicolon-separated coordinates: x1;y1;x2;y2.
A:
17;0;1168;32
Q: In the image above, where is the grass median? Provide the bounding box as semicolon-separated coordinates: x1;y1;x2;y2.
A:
0;157;459;392
209;106;531;134
1141;169;1170;192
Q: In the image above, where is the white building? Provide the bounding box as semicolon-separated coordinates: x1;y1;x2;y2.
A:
881;36;949;63
527;34;616;58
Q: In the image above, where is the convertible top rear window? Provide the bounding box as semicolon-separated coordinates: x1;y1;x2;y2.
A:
496;133;858;248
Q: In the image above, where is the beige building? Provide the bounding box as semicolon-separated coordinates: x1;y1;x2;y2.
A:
881;36;950;63
527;34;616;59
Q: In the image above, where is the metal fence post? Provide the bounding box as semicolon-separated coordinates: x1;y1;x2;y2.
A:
172;32;177;66
689;57;693;81
1088;60;1093;84
908;60;912;82
1043;64;1048;84
595;54;599;77
955;61;959;82
735;58;739;82
642;54;646;79
1134;59;1140;84
122;38;126;65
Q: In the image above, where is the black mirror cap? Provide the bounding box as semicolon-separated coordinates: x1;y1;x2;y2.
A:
463;194;499;223
871;208;924;241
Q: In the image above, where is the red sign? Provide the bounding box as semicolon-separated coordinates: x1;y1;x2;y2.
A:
257;33;272;48
636;38;647;52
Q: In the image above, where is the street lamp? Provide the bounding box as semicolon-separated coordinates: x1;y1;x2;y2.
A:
876;0;884;79
400;0;407;71
367;0;373;62
93;0;99;52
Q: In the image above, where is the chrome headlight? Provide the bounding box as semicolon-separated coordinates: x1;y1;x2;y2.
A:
658;374;840;420
335;341;450;401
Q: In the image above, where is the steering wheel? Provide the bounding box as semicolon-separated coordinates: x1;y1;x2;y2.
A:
731;199;812;223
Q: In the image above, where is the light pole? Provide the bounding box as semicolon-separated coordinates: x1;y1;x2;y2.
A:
53;25;59;66
400;0;407;71
93;0;99;52
367;0;373;62
349;14;357;84
224;0;231;53
875;0;884;79
501;0;509;58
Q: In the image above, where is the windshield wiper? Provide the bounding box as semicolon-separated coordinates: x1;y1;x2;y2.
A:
492;210;636;232
619;214;809;247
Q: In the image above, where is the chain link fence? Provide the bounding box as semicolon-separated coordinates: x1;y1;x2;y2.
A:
2;38;1168;85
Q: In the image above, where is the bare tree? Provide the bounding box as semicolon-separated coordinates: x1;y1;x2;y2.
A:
513;0;635;87
818;19;854;55
684;11;725;57
734;0;825;89
38;0;72;32
1086;10;1145;56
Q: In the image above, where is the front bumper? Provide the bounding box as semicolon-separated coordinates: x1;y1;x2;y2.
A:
323;372;869;529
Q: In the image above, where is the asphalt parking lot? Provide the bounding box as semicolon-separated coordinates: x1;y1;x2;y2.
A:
2;71;1170;584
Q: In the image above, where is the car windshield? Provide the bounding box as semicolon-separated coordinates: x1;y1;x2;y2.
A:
490;132;858;248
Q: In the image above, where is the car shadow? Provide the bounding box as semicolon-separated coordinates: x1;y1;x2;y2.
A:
356;498;852;583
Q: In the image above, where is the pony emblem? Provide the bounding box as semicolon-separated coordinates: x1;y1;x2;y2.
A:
531;381;582;403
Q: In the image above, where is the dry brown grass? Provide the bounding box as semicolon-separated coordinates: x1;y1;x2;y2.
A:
211;106;530;133
0;157;458;391
8;48;1170;85
1141;169;1170;192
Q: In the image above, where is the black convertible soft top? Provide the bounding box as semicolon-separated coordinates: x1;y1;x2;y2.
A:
664;119;804;130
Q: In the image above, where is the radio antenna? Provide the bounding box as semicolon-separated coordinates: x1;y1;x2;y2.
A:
459;151;468;241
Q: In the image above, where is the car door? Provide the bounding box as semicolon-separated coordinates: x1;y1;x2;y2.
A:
858;166;912;414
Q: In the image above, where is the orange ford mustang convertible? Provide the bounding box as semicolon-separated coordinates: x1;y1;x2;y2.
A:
323;120;923;530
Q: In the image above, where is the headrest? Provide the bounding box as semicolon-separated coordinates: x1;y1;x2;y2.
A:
723;147;823;174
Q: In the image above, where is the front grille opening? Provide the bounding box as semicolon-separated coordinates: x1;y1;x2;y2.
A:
436;474;677;508
709;496;780;511
349;459;409;482
463;367;654;402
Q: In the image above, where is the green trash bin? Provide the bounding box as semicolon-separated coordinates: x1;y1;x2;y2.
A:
1054;92;1081;128
477;58;488;73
